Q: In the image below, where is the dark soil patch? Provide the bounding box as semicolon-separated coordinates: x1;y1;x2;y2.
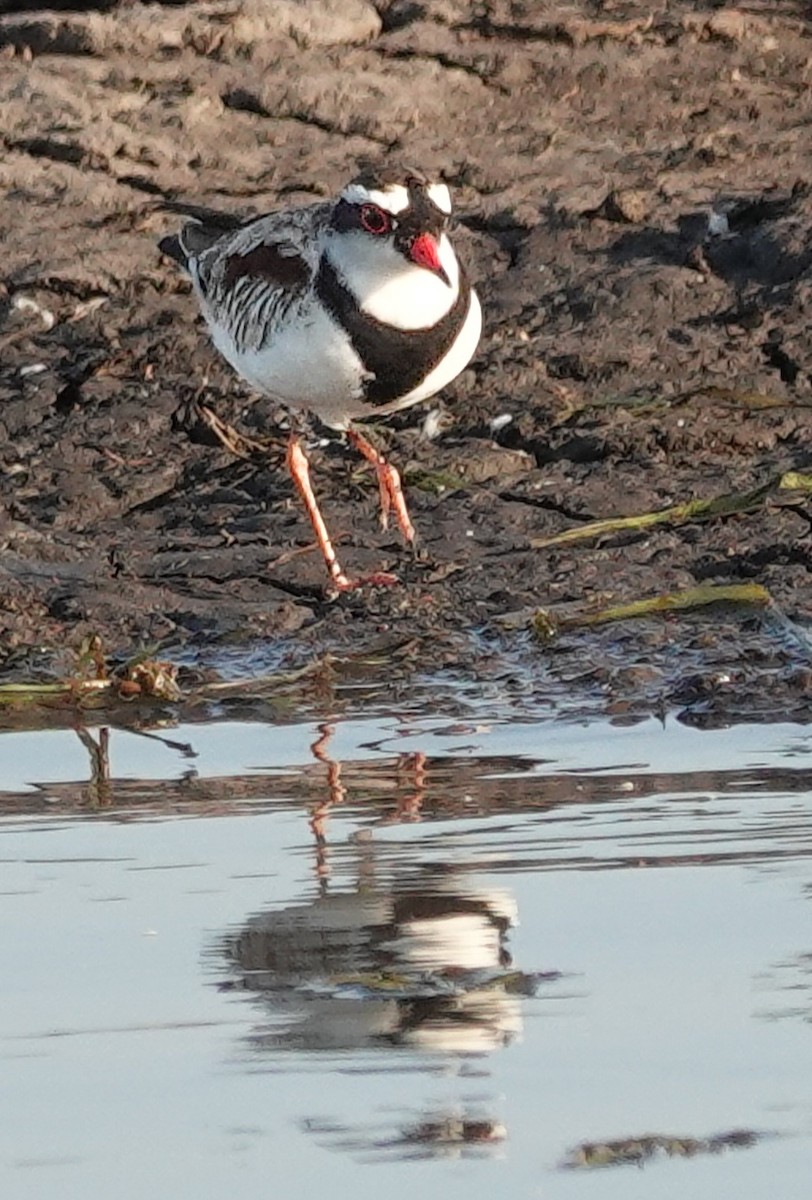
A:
2;0;812;719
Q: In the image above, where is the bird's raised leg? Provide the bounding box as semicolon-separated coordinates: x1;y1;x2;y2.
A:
346;428;416;544
285;434;398;592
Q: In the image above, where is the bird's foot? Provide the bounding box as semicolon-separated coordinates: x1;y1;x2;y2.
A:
374;459;416;544
346;429;416;545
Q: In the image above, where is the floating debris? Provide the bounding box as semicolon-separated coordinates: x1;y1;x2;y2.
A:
530;472;812;552
118;659;180;702
0;647;356;719
563;1128;762;1170
533;583;771;641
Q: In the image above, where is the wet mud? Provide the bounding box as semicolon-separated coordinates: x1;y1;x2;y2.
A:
2;0;812;718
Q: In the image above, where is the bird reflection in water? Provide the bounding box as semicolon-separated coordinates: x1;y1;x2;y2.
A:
221;723;550;1163
223;722;542;1062
308;721;427;877
225;855;530;1056
61;720;551;1158
64;723;545;1061
75;725;112;809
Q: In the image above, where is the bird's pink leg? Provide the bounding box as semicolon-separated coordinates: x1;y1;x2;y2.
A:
285;435;398;592
346;428;416;544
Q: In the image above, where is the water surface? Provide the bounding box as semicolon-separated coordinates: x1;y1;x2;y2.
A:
2;707;812;1198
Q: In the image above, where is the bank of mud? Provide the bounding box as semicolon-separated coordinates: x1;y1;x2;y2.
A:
1;1;811;719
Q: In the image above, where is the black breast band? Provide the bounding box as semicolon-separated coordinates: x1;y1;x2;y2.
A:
315;258;471;406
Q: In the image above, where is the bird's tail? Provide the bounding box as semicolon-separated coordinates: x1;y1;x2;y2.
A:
158;233;188;267
157;201;246;269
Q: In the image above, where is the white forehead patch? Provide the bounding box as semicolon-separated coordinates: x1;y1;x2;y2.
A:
341;183;410;214
341;181;453;217
427;182;452;214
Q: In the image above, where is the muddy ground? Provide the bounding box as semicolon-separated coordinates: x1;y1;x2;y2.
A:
1;0;812;719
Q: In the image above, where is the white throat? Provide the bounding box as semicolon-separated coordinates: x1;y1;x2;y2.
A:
323;231;460;331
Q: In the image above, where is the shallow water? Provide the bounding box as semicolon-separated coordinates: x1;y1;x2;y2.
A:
2;704;812;1198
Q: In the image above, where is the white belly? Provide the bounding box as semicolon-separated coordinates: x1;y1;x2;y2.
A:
207;302;366;417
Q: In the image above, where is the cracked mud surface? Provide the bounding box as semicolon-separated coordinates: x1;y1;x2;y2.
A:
2;0;812;719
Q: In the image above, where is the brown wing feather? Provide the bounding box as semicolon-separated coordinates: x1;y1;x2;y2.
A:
222;242;311;291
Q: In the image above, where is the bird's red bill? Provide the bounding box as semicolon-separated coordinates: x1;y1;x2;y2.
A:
410;232;442;273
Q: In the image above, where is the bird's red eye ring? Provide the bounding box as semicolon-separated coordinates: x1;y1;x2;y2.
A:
359;204;391;235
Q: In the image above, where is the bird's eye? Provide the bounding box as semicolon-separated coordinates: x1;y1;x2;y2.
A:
359;204;391;235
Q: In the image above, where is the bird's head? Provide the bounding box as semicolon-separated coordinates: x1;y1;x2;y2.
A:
325;168;460;330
